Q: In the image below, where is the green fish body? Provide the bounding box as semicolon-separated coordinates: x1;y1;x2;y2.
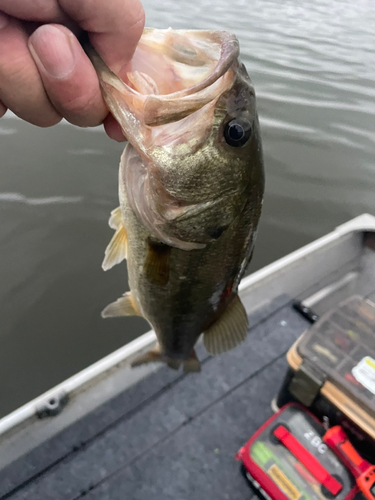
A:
88;29;264;372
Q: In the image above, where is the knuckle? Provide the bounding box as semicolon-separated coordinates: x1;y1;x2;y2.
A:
34;0;60;19
5;108;61;127
22;0;62;21
129;6;145;36
16;110;62;127
36;114;62;127
0;103;8;118
61;92;103;126
119;4;145;40
64;92;94;114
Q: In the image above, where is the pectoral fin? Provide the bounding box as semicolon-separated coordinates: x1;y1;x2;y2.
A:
101;291;140;318
102;225;128;271
203;294;248;355
143;239;171;286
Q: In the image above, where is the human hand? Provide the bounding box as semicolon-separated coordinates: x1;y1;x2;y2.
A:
0;0;144;141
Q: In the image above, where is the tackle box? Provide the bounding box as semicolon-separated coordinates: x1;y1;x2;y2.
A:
276;296;375;462
236;404;365;500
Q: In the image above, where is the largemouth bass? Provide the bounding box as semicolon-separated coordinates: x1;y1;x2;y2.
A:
87;29;264;372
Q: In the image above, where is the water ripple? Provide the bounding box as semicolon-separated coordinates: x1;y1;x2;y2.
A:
68;149;106;156
0;126;17;135
0;193;83;205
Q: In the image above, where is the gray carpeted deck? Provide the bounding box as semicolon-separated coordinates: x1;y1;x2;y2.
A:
1;299;311;500
3;221;375;500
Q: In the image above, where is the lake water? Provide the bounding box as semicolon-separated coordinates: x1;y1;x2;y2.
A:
0;0;374;417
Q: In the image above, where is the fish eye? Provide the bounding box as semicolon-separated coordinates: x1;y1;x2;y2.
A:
224;119;252;148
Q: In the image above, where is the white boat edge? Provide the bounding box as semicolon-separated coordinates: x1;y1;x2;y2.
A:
1;213;375;443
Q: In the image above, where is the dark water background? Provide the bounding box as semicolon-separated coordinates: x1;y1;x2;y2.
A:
0;0;374;417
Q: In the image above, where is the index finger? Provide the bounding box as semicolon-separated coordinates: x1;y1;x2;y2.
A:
0;0;67;22
59;0;145;75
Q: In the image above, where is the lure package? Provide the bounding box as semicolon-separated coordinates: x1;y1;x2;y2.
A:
277;296;375;461
236;404;365;500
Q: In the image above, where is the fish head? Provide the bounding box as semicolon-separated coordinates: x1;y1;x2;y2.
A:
88;29;264;250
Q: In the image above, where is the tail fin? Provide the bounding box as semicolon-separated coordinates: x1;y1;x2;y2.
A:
131;345;201;373
183;350;201;373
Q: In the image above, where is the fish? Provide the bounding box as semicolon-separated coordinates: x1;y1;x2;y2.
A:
86;28;264;372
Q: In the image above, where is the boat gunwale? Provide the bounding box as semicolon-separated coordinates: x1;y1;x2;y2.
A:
1;213;374;441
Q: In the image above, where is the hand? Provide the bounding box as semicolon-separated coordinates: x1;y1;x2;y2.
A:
0;0;144;141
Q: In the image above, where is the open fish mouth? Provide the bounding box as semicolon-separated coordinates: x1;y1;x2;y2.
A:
125;29;239;126
86;29;240;145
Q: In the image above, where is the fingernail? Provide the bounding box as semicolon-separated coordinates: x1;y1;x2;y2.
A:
29;25;76;79
0;12;9;29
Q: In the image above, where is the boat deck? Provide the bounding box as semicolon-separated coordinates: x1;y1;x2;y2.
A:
1;299;312;500
2;215;375;500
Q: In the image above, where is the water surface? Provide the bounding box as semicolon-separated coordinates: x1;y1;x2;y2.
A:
0;0;374;417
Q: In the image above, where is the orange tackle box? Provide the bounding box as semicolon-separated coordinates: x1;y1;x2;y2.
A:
276;296;375;462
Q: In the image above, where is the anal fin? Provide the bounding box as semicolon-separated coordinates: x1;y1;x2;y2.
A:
101;291;140;318
102;224;128;271
203;294;248;355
